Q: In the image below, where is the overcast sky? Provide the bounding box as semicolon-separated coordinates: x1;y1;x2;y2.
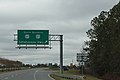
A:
0;0;118;65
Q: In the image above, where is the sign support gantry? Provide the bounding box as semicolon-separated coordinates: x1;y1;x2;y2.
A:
14;34;64;74
49;34;63;74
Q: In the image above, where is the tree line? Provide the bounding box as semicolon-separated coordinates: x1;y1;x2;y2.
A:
85;1;120;78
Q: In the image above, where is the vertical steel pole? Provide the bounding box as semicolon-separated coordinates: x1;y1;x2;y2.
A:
81;61;83;75
81;61;84;80
60;35;63;74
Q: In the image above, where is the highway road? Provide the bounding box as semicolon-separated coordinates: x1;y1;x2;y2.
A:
0;68;54;80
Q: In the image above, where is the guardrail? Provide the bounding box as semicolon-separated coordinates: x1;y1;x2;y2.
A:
0;67;29;72
0;68;22;72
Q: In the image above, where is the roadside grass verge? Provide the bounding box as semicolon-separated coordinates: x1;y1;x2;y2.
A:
64;69;80;75
50;74;81;80
64;70;102;80
50;69;102;80
84;75;102;80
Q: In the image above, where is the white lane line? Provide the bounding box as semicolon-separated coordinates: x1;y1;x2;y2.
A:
11;75;14;77
4;77;8;80
34;70;39;80
48;74;55;80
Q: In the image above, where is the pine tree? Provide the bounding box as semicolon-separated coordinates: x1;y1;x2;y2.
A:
86;2;120;76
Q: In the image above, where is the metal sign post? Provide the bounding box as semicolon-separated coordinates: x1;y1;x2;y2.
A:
60;35;63;74
14;30;64;74
81;61;84;76
49;34;63;74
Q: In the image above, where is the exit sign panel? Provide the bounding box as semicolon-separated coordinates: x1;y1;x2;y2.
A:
17;30;49;45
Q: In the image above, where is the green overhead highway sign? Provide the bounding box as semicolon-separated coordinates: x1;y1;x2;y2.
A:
17;30;49;45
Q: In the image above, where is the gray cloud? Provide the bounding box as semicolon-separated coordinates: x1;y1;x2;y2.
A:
0;0;118;65
0;0;118;24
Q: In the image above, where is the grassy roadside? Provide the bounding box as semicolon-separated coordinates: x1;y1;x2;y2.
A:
64;70;102;80
84;75;102;80
50;74;73;80
50;69;102;80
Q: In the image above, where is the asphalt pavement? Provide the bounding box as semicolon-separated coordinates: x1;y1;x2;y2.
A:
0;68;54;80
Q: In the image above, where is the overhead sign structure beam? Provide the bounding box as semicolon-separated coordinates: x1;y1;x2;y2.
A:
14;33;63;74
14;34;63;48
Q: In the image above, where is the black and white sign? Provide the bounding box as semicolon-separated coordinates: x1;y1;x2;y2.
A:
76;53;89;62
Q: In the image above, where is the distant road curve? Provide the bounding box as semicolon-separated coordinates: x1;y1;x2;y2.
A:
0;68;54;80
